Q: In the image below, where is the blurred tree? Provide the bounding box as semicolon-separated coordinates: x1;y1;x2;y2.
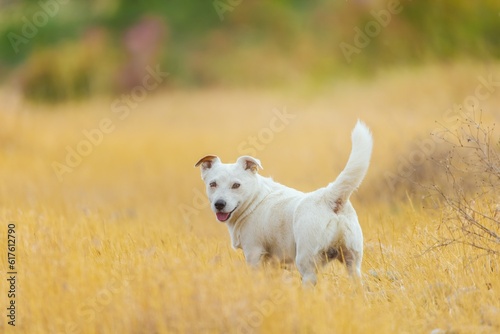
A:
0;0;498;102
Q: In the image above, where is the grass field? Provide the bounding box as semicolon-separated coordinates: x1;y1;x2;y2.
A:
0;63;499;333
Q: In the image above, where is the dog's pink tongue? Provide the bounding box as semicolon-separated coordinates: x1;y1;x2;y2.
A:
216;212;230;222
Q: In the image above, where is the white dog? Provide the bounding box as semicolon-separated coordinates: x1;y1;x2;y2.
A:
195;121;373;285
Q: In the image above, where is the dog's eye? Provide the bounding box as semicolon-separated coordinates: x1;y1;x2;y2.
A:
209;182;217;188
232;183;240;189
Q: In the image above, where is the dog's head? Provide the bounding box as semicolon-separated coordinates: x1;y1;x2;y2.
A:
195;155;263;223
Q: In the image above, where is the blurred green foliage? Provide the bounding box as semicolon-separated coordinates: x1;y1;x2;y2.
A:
0;0;499;102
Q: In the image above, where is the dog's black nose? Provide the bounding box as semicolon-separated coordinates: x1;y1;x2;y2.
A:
214;200;226;211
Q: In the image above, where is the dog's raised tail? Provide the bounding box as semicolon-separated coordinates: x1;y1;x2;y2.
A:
326;120;373;213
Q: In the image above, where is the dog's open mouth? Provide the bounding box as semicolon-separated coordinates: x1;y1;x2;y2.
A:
216;207;237;222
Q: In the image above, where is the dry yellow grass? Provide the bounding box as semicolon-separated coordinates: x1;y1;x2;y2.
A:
0;63;499;334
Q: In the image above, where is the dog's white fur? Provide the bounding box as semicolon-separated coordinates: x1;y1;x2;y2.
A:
195;121;373;285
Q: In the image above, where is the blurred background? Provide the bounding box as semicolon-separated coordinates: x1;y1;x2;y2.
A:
0;0;499;103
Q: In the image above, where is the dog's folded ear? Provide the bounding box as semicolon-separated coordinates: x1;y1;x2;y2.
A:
195;155;220;171
237;156;263;174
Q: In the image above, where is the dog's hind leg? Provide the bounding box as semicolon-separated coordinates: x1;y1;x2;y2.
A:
295;250;320;286
339;246;363;284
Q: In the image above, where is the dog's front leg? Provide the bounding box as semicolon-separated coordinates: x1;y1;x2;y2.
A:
243;246;268;267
